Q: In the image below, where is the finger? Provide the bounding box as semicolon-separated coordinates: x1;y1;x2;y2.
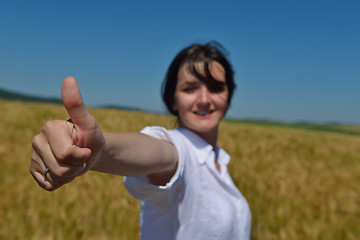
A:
61;76;93;129
30;148;62;191
31;171;55;191
43;120;92;166
30;149;51;189
32;132;86;179
31;169;75;192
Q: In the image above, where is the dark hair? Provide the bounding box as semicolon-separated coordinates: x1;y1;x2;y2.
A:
162;41;236;116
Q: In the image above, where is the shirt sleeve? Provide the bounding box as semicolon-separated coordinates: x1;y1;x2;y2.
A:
123;126;185;205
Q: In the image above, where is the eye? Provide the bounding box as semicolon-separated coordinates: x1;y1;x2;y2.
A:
182;87;195;93
207;84;225;93
181;84;199;93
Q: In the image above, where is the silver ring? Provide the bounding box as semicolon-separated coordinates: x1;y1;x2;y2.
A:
43;167;50;177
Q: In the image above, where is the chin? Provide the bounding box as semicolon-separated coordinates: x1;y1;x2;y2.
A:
186;122;219;134
179;112;223;134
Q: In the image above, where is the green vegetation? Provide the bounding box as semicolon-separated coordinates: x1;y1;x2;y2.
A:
1;99;359;239
224;119;360;136
0;88;63;104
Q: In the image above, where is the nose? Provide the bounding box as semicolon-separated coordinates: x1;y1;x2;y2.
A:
197;86;211;106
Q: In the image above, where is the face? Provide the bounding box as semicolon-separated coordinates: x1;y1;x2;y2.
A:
174;61;229;136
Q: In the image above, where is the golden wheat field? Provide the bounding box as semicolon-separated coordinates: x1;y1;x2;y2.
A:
0;99;359;240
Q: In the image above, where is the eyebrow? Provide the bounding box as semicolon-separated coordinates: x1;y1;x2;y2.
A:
182;80;199;84
178;81;199;87
178;80;226;91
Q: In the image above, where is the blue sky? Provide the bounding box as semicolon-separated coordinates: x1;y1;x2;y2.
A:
1;0;359;124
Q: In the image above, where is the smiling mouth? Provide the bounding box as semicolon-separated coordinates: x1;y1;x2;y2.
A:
194;110;214;116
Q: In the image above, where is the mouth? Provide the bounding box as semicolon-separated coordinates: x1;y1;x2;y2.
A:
194;110;214;117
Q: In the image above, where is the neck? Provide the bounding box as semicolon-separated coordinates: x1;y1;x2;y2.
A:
181;125;219;150
199;130;218;150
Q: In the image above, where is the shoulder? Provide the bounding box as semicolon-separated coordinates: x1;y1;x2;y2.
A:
140;126;172;140
140;126;188;148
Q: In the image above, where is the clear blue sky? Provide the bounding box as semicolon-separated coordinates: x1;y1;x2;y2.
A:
1;0;359;124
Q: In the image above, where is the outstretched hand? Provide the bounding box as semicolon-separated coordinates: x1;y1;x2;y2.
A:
30;76;105;191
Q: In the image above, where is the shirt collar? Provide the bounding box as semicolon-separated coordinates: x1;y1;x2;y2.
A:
216;146;231;166
176;128;230;166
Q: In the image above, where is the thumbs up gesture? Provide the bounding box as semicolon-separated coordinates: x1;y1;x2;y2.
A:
30;76;105;191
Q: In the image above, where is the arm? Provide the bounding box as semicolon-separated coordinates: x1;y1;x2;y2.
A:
92;132;178;177
30;76;177;191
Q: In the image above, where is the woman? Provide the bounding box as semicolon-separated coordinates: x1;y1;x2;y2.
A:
30;42;252;239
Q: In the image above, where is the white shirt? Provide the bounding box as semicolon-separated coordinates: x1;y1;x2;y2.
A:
124;126;252;240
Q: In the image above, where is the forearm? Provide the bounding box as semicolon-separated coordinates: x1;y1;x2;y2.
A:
90;132;177;176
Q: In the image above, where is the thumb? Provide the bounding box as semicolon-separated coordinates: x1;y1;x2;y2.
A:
61;76;92;128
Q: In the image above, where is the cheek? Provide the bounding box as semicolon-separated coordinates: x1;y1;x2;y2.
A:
214;93;229;108
176;101;192;115
174;94;193;110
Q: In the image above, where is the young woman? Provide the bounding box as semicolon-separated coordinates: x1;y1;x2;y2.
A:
30;42;252;239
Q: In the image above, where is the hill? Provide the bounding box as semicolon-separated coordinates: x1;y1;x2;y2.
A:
0;87;63;104
224;119;360;136
0;87;141;111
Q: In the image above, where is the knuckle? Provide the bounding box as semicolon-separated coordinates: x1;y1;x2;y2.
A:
42;120;53;132
42;120;61;133
57;146;75;162
44;185;58;192
32;134;42;147
52;166;70;178
57;147;71;161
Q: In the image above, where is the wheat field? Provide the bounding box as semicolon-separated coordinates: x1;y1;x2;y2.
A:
0;99;359;239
